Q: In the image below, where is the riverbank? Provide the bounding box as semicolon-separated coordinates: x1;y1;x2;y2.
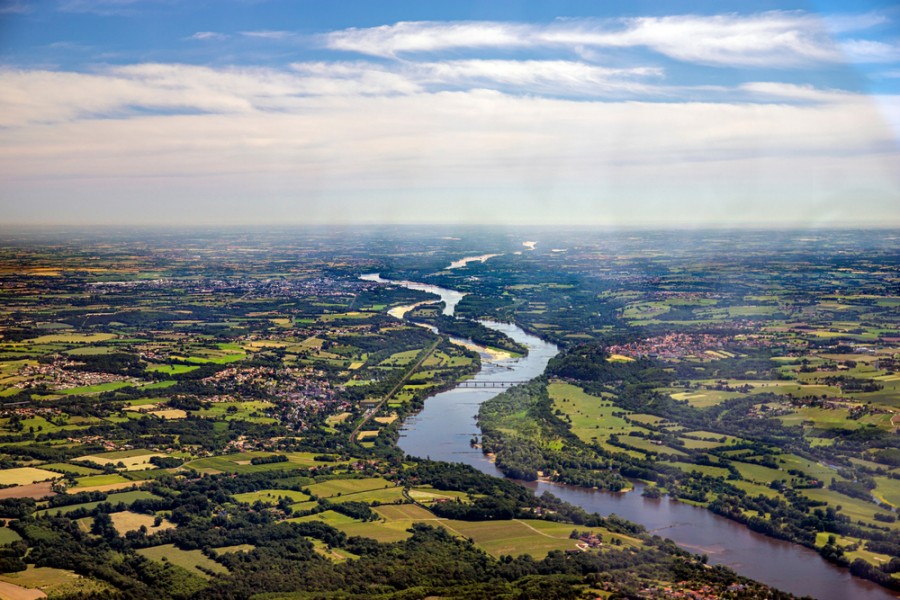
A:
367;271;899;600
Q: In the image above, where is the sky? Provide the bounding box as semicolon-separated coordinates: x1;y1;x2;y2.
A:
1;0;899;227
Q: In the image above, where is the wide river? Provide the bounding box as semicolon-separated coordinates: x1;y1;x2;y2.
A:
362;273;897;600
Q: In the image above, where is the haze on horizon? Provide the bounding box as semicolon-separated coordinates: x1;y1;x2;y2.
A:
1;0;899;228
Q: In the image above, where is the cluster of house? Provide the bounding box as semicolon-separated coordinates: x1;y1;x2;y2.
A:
634;582;749;599
14;358;130;390
607;333;730;361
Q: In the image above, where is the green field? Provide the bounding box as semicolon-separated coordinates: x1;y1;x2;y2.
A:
777;454;844;484
65;346;118;356
309;538;357;562
41;462;101;476
192;400;276;423
0;527;22;544
293;507;419;543
439;519;638;559
35;491;159;516
802;488;896;527
59;381;133;395
137;544;228;579
171;343;246;365
660;461;731;479
667;388;743;408
326;487;407;505
186;451;337;474
373;504;439;522
779;407;876;430
873;477;900;508
548;381;646;443
306;477;395;498
731;461;785;484
74;473;131;488
27;333;116;344
617;436;687;457
233;489;310;505
731;480;782;499
678;437;723;450
146;364;200;375
212;544;255;555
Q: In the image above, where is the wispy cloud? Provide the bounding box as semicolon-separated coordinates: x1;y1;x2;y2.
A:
240;30;295;41
188;31;229;42
57;0;164;16
2;55;889;131
0;0;30;14
839;39;900;63
1;65;895;225
413;60;664;97
324;12;890;67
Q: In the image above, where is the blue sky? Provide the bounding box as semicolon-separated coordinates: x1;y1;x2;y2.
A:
1;0;898;226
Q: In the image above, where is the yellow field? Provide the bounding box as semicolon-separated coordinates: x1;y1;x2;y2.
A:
244;340;291;350
109;511;175;535
297;337;326;350
147;409;187;419
309;538;357;562
0;481;55;499
373;504;438;521
0;567;112;598
407;487;472;504
27;333;116;344
607;354;635;362
0;580;45;600
0;467;63;486
325;412;352;426
74;450;163;471
76;481;146;494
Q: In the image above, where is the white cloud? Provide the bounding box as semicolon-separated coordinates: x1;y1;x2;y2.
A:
1;23;898;225
738;82;857;103
188;31;228;42
324;12;853;67
0;64;895;183
0;0;30;14
57;0;169;16
821;12;888;34
416;60;663;96
839;39;900;63
0;59;675;129
240;30;294;41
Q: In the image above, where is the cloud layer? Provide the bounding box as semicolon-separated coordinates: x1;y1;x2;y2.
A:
323;12;893;67
1;10;899;225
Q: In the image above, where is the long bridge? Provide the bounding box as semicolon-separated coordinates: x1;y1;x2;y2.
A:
457;380;529;388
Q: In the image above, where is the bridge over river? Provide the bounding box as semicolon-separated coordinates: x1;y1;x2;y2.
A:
456;380;527;388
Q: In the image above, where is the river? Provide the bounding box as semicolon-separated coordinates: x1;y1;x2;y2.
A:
362;272;898;600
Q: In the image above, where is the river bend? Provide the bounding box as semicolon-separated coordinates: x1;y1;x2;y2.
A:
362;272;897;600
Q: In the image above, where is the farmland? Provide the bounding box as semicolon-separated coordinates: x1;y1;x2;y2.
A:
0;227;895;598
